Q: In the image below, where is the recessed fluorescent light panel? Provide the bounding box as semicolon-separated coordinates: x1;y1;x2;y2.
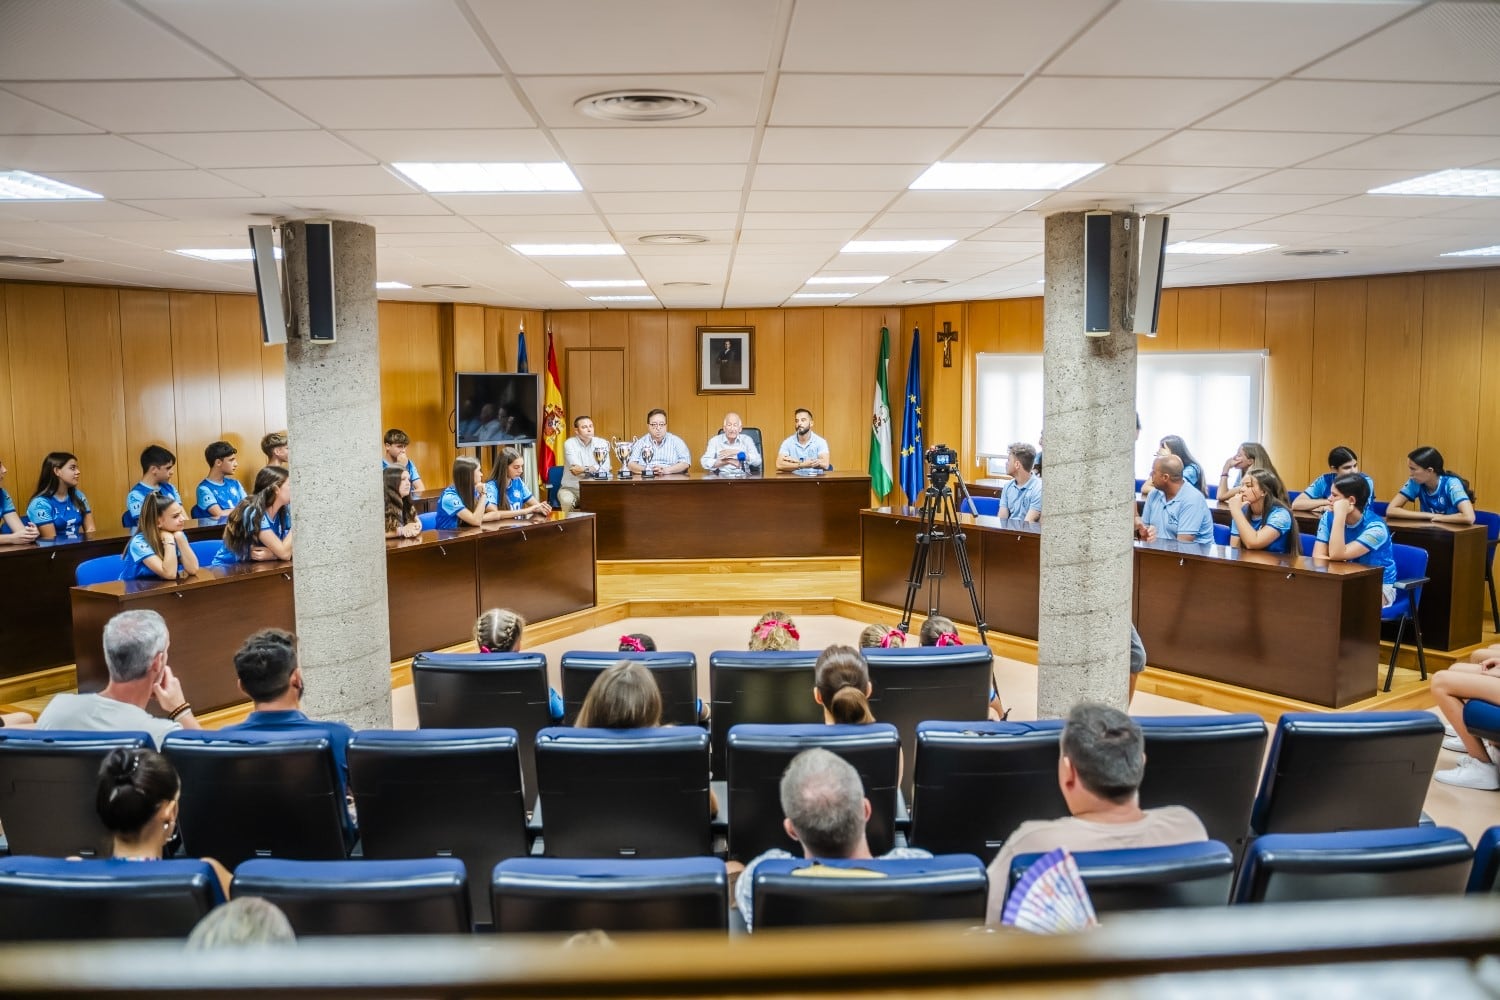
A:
1165;242;1277;255
1441;245;1500;257
791;292;856;299
805;275;887;285
375;281;410;289
175;248;282;262
1369;169;1500;197
566;279;647;288
392;162;582;193
842;239;956;254
512;243;625;257
0;170;103;200
910;162;1103;190
588;295;656;302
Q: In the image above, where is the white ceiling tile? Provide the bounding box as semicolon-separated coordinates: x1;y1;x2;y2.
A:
124;131;374;169
335;129;557;163
950;128;1168;163
860;217;994;238
43;170;257;200
1400;94;1500;136
735;230;851;245
280;194;452;216
740;212;875;230
1068;165;1265;194
112;198;300;221
478;230;614;245
623;238;735;256
1153;212;1280;232
553;128;753;165
571;164;748;193
1125;130;1367;169
751;164;924;191
1298;2;1500;84
0;201;168;223
376;232;498;248
0;90;103;135
1030;190;1197;214
472;215;615;234
1171;193;1344;216
138;0;501;76
600;213;741;231
1227;168;1419;196
260;78;535;130
1434;199;1500;220
1198;81;1496;133
592;191;742;214
745;191;894;213
1049;0;1413;77
1255;214;1386;233
1301;194;1455;218
759;128;963;164
988;77;1264;130
885;190;1045;213
0;0;232;80
364;216;475;234
1299;133;1500;170
431;192;597;215
213;165;415;197
518;74;765;129
6;81;314;134
771;74;1021;128
0;134;190;171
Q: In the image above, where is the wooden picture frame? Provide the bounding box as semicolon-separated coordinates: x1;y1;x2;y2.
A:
697;326;754;394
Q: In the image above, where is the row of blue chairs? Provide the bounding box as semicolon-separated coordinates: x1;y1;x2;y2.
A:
0;821;1492;940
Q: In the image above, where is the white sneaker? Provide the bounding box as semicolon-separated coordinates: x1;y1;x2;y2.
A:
1441;735;1500;762
1444;720;1459;739
1435;754;1500;791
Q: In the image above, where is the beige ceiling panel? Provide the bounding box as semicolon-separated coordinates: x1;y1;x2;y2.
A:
951;128;1168;163
1300;133;1500;171
1298;2;1500;84
759;127;962;164
337;129;557;163
1199;81;1497;134
554;128;754;164
1125;130;1367;169
771;74;1022;127
261;78;535;130
0;0;232;80
988;77;1265;130
1400;94;1500;136
126;131;374;169
574;164;748;192
46;171;258;201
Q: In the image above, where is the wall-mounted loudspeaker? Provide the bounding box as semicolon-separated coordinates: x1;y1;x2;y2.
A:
1131;215;1169;337
247;225;286;346
1083;211;1112;337
303;222;337;344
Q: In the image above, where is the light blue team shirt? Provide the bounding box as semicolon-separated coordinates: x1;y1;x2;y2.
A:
1303;471;1376;501
485;477;532;511
1316;507;1397;587
123;482;181;529
1182;463;1203;490
435;484;484;530
382;457;422;485
778;431;831;466
1398;474;1470;516
1140;481;1214;544
193;477;245;519
0;487;13;534
120;533;178;580
999;476;1043;519
1229;504;1294;554
27;490;91;536
628;432;692;469
210;510;290;566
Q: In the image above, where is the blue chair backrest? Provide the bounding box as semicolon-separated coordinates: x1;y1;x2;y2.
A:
347;729;527;925
535;727;712;858
1234;827;1473;904
752;854;988;929
546;465;564;507
725;723;901;863
1009;840;1235;913
908;721;1068;860
75;554;122;586
418;511;437;531
1467;825;1500;894
708;650;823;777
1250;711;1443;836
960;495;1000;517
741;427;763;458
189;538;221;564
1464;699;1500;744
492;857;728;934
1390;542;1428;599
232;858;470;934
1298;532;1315;556
1476;510;1500;546
1137;715;1268;858
559;650;698;726
1372;500;1389;517
163;730;348;869
411;651;551;811
0;856;225;941
862;644;993;802
0;730;154;858
1212;523;1231;545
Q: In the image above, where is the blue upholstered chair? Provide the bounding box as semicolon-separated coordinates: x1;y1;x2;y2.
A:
492;857;728;933
708;650;822;777
1475;510;1500;632
0;856;224;941
1465;699;1500;749
1467;825;1500;894
863;644;993;802
1382;543;1429;691
1212;522;1231;545
0;729;154;858
1008;840;1236;913
751;854;988;929
545;465;564;508
189;538;221;564
1233;827;1472;904
1137;715;1268;859
418;510;437;531
559;650;698;726
960;495;1000;517
232;858;471;934
74;554;122;585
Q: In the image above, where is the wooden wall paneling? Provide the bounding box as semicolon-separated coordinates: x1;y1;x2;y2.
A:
588;349;626;442
823;308;865;482
482;307;503;371
1262;281;1316;489
666;310;711;445
260;339;286;442
963;300;1002;475
409;303;450;483
1175;287;1221;351
1476;271;1500;509
928;302;964;461
782;309;825;450
1360;274;1425;499
213;294;266;489
996;299;1034;352
118;290;178;481
64;287;130;528
626;311;668;434
1218;283;1266;351
1023;297;1044;353
0;286;15;481
167;293;223;494
741;309;785;438
452;304;485;373
1140;289;1179;351
563;348;594;430
5;285;74;493
1417;271;1486;484
1306;280;1368;475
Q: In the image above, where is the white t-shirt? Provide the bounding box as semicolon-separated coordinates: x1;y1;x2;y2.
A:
36;693;182;748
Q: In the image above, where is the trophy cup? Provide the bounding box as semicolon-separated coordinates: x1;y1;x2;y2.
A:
592;441;610;480
640;440;656;479
613;437;633;479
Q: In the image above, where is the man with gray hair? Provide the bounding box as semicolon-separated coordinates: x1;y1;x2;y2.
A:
732;748;930;931
37;609;201;746
984;702;1206;924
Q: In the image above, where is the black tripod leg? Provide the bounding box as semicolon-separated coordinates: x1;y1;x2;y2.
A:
899;497;940;632
940;494;988;643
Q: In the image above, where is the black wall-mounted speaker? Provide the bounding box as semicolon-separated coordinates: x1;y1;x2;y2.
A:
303;222;337;344
1083;211;1112;337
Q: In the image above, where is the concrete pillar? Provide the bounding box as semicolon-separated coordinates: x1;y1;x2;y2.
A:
1036;211;1139;716
281;220;392;728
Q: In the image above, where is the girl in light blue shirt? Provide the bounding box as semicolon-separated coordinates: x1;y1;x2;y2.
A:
121;491;199;581
1315;472;1397;606
1387;445;1475;525
1227;468;1298;556
486;447;552;521
0;456;39;544
1294;446;1375;514
27;452;95;540
211;465;292;566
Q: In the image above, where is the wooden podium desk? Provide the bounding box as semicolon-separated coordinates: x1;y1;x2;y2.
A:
861;508;1382;707
0;519;227;681
581;470;871;560
71;513;597;713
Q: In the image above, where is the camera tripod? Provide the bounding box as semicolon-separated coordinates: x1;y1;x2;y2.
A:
898;467;988;641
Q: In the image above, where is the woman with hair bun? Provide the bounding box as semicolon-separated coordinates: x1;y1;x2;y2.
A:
95;747;230;896
814;645;876;725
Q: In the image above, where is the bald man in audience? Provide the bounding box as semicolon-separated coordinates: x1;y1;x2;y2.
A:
1136;454;1214;544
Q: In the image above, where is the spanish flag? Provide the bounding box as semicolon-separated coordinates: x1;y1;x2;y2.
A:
541;330;565;473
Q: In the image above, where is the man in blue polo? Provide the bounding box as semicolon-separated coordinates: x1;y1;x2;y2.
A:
997;442;1043;522
1136;454;1213;543
776;408;831;472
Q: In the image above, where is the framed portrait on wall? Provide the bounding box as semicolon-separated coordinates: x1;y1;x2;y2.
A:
697;326;754;394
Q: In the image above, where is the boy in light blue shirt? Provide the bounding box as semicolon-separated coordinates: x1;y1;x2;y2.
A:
193;440;245;519
123;445;181;529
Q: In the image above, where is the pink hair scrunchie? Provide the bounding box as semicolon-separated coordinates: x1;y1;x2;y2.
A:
879;630;908;649
618;635;646;652
935;632;962;647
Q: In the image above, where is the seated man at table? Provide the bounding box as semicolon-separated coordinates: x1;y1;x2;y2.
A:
37;609;202;746
560;414;609;512
997;442;1043;523
984;702;1207;924
701;411;761;474
1135;455;1213;544
627;408;691;475
775;408;831;472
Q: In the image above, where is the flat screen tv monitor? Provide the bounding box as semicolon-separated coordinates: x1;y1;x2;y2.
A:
456;372;540;448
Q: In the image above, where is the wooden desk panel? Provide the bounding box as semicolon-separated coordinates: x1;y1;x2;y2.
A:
386;533;481;661
859;509;984;626
583;471;870;560
477;517;596;625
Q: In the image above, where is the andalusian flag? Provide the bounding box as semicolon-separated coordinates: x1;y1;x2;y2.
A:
541;330;565;473
868;327;894;498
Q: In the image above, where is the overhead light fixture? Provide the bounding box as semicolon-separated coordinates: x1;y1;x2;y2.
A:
565;279;647;288
842;239;956;254
391;162;581;193
663;280;711;288
375;281;411;289
901;277;948;285
806;275;887;285
575;90;714;122
791;292;855;299
512;243;624;257
588;295;656;302
0;170;103;200
638;233;708;245
1369;169;1500;198
0;254;64;265
1165;242;1277;255
1280;249;1349;257
422;282;470;290
909;162;1103;190
175;247;282;262
1441;245;1500;257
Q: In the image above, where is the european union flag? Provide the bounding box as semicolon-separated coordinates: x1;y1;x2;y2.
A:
516;326;530;373
899;327;924;507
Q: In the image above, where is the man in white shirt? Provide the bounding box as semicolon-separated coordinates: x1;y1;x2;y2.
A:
37;609;202;747
628;408;692;475
701;411;761;474
776;408;831;472
984;703;1207;924
559;415;610;512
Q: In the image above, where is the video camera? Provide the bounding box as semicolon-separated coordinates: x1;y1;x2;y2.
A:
925;444;958;490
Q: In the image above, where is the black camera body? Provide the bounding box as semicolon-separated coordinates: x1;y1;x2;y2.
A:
925;444;958;490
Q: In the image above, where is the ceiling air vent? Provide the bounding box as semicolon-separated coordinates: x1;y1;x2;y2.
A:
575;90;714;122
1280;249;1349;257
0;254;63;265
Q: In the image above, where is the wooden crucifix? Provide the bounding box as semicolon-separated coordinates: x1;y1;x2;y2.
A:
937;321;959;368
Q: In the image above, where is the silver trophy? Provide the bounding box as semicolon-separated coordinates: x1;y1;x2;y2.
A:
640;440;656;478
613;437;633;479
591;441;610;480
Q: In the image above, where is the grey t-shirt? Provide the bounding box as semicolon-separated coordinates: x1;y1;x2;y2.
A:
36;693;181;748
